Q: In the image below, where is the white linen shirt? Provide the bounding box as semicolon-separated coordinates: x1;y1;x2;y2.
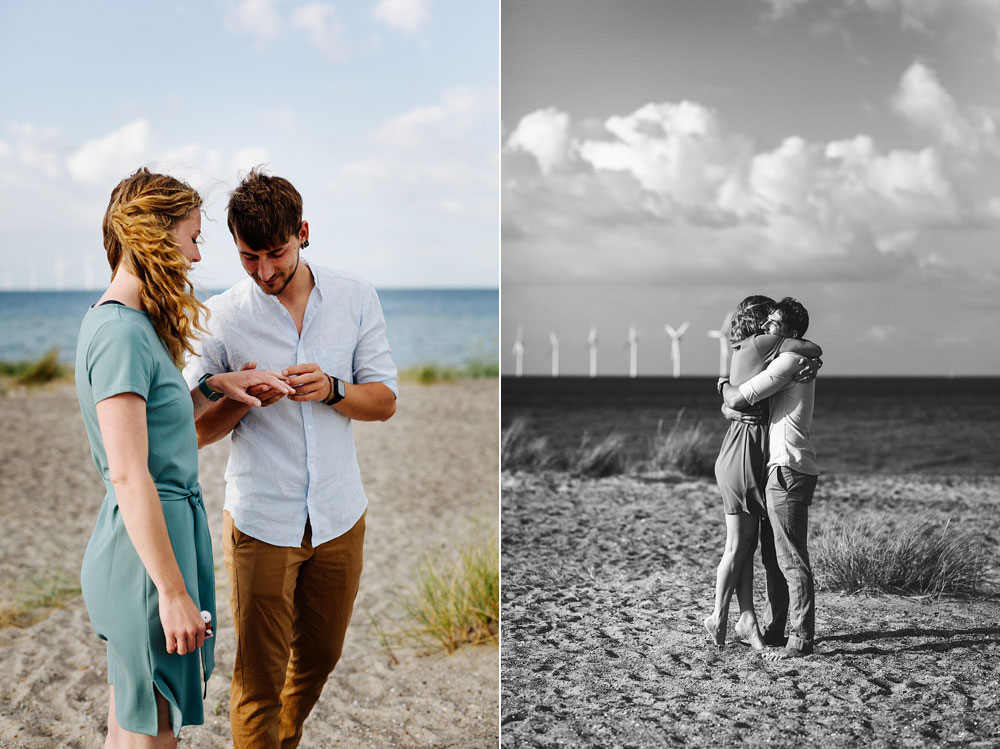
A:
183;263;398;547
738;353;818;476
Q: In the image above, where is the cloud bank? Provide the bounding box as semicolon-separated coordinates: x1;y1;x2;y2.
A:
502;62;1000;286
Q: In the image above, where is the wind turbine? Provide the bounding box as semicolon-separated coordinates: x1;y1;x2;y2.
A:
627;324;639;378
707;312;733;377
511;325;524;377
549;331;559;377
664;321;690;378
587;324;598;377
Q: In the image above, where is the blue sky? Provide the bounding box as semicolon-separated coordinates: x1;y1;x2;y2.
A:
0;0;498;291
502;0;1000;376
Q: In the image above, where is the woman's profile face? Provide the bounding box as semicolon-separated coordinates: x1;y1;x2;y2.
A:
171;210;202;267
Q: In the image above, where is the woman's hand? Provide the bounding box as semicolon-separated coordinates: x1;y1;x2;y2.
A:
240;360;289;407
721;403;763;425
207;369;294;408
158;588;206;656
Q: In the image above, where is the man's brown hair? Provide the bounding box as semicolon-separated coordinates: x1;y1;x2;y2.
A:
227;168;303;251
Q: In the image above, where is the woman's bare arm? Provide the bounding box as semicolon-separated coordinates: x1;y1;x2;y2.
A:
96;393;206;656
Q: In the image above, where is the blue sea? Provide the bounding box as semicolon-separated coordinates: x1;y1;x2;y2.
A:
503;376;1000;476
0;289;498;370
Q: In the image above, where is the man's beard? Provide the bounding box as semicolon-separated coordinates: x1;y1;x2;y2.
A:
255;253;300;296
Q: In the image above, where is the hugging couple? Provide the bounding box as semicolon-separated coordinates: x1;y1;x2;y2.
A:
704;295;822;661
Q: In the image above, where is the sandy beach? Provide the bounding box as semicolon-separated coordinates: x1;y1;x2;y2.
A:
0;379;498;748
501;470;1000;747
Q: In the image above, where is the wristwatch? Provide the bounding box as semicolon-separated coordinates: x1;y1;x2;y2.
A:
323;374;346;406
199;373;224;401
716;377;730;396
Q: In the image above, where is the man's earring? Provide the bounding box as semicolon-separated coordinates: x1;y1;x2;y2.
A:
301;239;309;249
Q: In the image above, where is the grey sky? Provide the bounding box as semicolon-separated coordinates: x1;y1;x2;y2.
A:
501;0;1000;376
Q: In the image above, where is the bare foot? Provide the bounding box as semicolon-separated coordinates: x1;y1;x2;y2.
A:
761;647;807;661
703;614;725;648
734;615;765;652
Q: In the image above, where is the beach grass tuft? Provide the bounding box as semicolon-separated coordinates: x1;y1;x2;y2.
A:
813;514;985;597
571;432;629;478
398;532;499;653
400;358;499;384
502;417;563;472
644;410;716;477
0;349;71;390
503;414;717;479
0;574;81;629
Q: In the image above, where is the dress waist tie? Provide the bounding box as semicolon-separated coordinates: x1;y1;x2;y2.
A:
161;485;216;696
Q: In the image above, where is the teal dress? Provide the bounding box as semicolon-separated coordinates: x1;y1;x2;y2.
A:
74;303;215;737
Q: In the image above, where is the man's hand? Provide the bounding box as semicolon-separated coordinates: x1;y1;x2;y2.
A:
792;356;823;383
283;362;333;402
721;402;764;425
241;361;288;407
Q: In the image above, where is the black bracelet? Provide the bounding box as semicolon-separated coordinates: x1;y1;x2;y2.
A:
199;372;224;401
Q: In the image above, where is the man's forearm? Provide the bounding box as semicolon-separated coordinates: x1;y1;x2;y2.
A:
330;382;396;422
195;399;252;448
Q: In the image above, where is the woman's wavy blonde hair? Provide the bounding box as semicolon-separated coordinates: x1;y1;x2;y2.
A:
729;295;775;343
102;168;207;366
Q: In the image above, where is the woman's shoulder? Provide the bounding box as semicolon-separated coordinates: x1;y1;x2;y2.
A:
80;305;155;356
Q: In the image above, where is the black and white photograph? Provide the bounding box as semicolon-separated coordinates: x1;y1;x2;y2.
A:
502;0;1000;746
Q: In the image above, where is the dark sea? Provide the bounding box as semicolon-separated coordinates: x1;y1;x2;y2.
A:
0;289;498;369
502;376;1000;476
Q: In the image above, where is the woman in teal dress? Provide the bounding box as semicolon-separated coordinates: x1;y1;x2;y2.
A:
75;168;293;746
702;295;821;650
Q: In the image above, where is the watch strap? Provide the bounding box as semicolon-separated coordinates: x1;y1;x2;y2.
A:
199;372;224;401
323;374;345;405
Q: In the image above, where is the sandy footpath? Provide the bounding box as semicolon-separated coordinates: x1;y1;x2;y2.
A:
0;379;498;748
501;471;1000;748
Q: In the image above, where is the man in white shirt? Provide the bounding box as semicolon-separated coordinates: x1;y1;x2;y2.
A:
183;170;397;746
720;298;819;660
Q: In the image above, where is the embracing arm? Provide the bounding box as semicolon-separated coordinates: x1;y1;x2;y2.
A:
777;336;822;359
728;352;804;408
96;393;205;656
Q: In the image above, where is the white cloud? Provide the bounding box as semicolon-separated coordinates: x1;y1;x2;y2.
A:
374;87;481;149
503;76;1000;286
149;144;225;189
0;140;10;159
862;324;896;342
889;63;966;144
66;119;151;185
224;0;283;42
373;0;429;33
232;146;272;174
3;123;63;179
507;108;571;175
290;3;345;59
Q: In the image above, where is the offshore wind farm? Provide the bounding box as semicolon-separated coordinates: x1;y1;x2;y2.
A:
506;319;732;379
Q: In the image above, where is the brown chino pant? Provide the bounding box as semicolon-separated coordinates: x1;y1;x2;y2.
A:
223;510;365;749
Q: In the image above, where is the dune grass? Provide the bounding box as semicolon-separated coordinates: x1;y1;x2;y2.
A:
502;417;564;472
643;409;716;477
397;532;499;653
0;349;71;392
0;574;81;629
502;413;715;478
813;514;985;597
399;358;499;384
571;432;630;478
